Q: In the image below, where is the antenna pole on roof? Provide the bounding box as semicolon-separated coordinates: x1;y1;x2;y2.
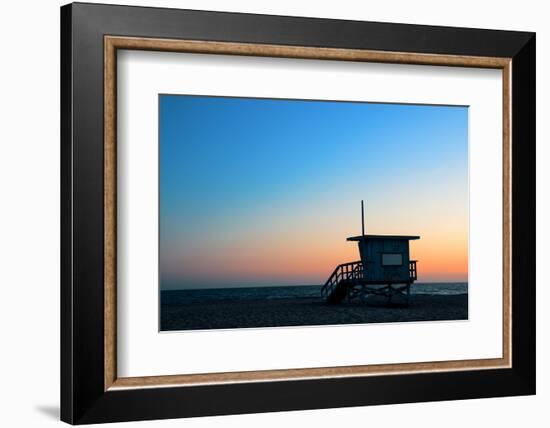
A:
361;200;365;237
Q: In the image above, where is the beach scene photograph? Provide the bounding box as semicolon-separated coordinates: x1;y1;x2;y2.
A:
159;94;468;332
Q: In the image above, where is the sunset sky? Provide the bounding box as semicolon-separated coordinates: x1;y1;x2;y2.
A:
159;95;468;290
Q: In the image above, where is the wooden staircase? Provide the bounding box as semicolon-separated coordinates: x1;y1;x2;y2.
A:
321;260;418;304
321;261;365;304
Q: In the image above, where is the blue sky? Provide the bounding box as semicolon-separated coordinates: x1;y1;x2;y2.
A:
159;95;468;289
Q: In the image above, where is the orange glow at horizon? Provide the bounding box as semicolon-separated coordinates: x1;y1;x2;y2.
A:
161;209;469;285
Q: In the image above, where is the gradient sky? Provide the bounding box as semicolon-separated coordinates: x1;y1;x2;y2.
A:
160;95;468;290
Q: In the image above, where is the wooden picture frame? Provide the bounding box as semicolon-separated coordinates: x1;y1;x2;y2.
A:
61;2;535;424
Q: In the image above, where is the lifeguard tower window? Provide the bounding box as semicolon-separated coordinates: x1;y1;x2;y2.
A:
382;253;403;266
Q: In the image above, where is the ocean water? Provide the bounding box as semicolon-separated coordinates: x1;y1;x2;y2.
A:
161;282;467;305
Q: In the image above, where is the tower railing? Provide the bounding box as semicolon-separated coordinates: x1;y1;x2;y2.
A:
409;260;417;281
322;260;419;300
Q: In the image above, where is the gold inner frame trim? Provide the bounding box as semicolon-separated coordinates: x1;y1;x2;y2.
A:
104;35;512;391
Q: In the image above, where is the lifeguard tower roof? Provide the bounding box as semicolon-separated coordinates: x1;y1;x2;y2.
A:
346;234;420;241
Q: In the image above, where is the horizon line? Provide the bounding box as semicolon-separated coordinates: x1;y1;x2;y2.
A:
161;281;469;291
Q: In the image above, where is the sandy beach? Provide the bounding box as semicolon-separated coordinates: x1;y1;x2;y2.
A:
160;293;468;331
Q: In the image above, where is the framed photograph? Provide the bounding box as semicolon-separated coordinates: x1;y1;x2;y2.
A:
61;2;535;424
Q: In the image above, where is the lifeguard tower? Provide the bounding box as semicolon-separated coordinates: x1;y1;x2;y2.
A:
321;201;419;305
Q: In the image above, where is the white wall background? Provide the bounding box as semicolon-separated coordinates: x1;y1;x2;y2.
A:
0;0;546;426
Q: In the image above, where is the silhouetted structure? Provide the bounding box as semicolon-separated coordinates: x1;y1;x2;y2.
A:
321;201;419;304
